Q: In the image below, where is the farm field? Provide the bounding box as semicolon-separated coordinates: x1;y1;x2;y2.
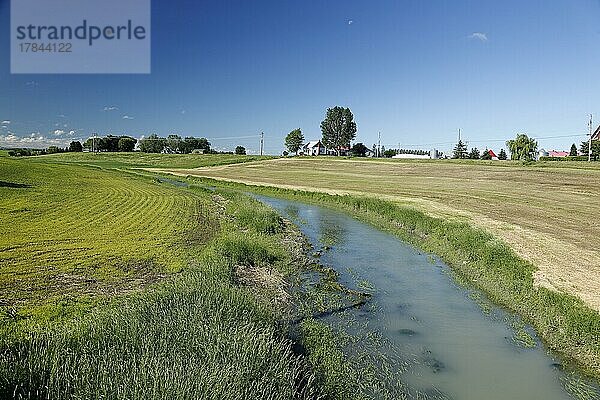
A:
156;157;600;311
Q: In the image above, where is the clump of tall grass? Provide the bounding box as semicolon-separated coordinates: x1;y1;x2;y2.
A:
0;250;320;400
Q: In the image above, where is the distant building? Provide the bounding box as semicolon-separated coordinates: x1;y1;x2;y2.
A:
538;149;549;159
592;125;600;141
487;149;499;160
302;140;351;156
303;140;326;156
548;150;569;157
392;153;430;159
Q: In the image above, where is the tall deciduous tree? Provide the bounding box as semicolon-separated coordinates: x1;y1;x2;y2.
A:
139;133;166;153
69;141;83;152
320;106;357;155
284;128;304;155
506;134;538;161
118;137;137;152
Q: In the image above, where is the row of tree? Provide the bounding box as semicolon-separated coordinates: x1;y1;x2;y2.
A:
138;134;210;154
82;135;137;152
453;141;508;160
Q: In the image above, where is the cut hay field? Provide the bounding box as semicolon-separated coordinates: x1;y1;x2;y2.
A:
156;157;600;311
0;155;222;320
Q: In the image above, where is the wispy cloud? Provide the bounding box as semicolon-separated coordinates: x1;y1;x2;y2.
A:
1;120;10;125
103;106;119;111
25;81;38;87
53;129;65;136
348;19;354;25
122;115;134;120
468;32;488;42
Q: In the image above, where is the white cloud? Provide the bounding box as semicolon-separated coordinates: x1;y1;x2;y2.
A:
0;132;69;147
103;106;119;111
1;120;10;125
68;130;76;135
53;129;65;136
468;32;488;42
348;20;354;25
122;115;134;120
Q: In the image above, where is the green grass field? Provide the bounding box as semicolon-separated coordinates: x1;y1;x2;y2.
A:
0;155;216;321
162;157;600;312
0;153;345;399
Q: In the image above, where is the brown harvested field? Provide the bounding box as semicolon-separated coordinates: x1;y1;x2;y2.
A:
153;158;600;311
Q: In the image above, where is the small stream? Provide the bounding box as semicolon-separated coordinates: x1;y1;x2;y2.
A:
257;195;600;400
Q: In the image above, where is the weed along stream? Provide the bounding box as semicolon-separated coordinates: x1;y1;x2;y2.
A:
256;195;600;400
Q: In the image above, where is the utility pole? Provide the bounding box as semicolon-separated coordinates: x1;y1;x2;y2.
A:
260;132;264;156
589;114;593;162
377;131;381;158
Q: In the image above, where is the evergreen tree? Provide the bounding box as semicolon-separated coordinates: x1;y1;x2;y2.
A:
453;140;468;159
469;148;480;159
569;143;578;156
498;149;508;160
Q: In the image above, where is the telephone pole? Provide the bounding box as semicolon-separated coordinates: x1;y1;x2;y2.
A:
377;132;381;158
260;132;264;156
589;114;593;162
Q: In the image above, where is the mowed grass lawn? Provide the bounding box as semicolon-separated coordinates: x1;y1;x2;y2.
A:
158;157;600;311
0;155;217;320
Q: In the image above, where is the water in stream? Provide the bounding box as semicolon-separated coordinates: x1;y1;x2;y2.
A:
257;195;599;400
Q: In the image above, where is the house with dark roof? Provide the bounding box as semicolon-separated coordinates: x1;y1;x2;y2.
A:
592;125;600;141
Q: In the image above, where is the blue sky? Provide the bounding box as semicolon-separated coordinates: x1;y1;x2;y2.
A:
1;0;599;154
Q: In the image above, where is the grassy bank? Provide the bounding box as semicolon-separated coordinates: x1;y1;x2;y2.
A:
180;176;600;381
1;155;343;398
168;157;600;312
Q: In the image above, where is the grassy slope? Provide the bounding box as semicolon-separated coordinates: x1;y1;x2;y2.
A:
167;157;600;311
183;176;600;381
40;151;274;169
0;156;213;321
0;154;330;399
